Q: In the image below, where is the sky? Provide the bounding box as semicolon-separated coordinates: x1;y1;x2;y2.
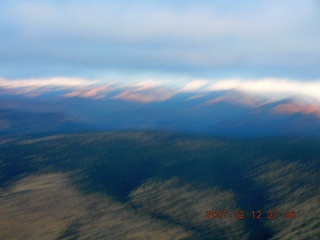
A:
0;0;319;93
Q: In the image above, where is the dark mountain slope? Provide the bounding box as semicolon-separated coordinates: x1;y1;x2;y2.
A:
0;131;319;239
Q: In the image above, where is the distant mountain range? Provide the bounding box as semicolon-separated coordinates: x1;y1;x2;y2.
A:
0;81;320;136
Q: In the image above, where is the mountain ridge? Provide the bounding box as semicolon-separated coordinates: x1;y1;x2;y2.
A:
1;83;320;137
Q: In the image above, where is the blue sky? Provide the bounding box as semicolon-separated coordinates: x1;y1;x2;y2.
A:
0;0;319;84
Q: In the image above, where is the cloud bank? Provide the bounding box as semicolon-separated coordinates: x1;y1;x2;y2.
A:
0;76;319;103
207;78;320;101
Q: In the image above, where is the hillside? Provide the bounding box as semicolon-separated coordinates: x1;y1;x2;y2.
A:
0;131;319;239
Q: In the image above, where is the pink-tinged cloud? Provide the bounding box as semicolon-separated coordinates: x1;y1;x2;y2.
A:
81;86;108;98
273;102;320;118
0;77;110;99
64;86;108;99
64;91;83;98
115;88;174;103
201;92;270;108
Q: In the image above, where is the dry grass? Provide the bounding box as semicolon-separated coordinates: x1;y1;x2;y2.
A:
250;160;320;239
129;178;249;240
0;173;194;240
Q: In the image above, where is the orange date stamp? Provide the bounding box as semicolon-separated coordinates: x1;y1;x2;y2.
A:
206;210;296;219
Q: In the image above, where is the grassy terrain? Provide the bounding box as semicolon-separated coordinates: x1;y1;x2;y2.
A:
0;131;319;239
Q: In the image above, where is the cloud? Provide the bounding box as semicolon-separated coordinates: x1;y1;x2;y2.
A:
135;80;164;91
1;76;320;103
272;102;320;117
64;86;108;99
180;79;208;92
0;77;107;99
207;79;241;91
114;87;175;103
0;77;96;89
207;78;320;101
